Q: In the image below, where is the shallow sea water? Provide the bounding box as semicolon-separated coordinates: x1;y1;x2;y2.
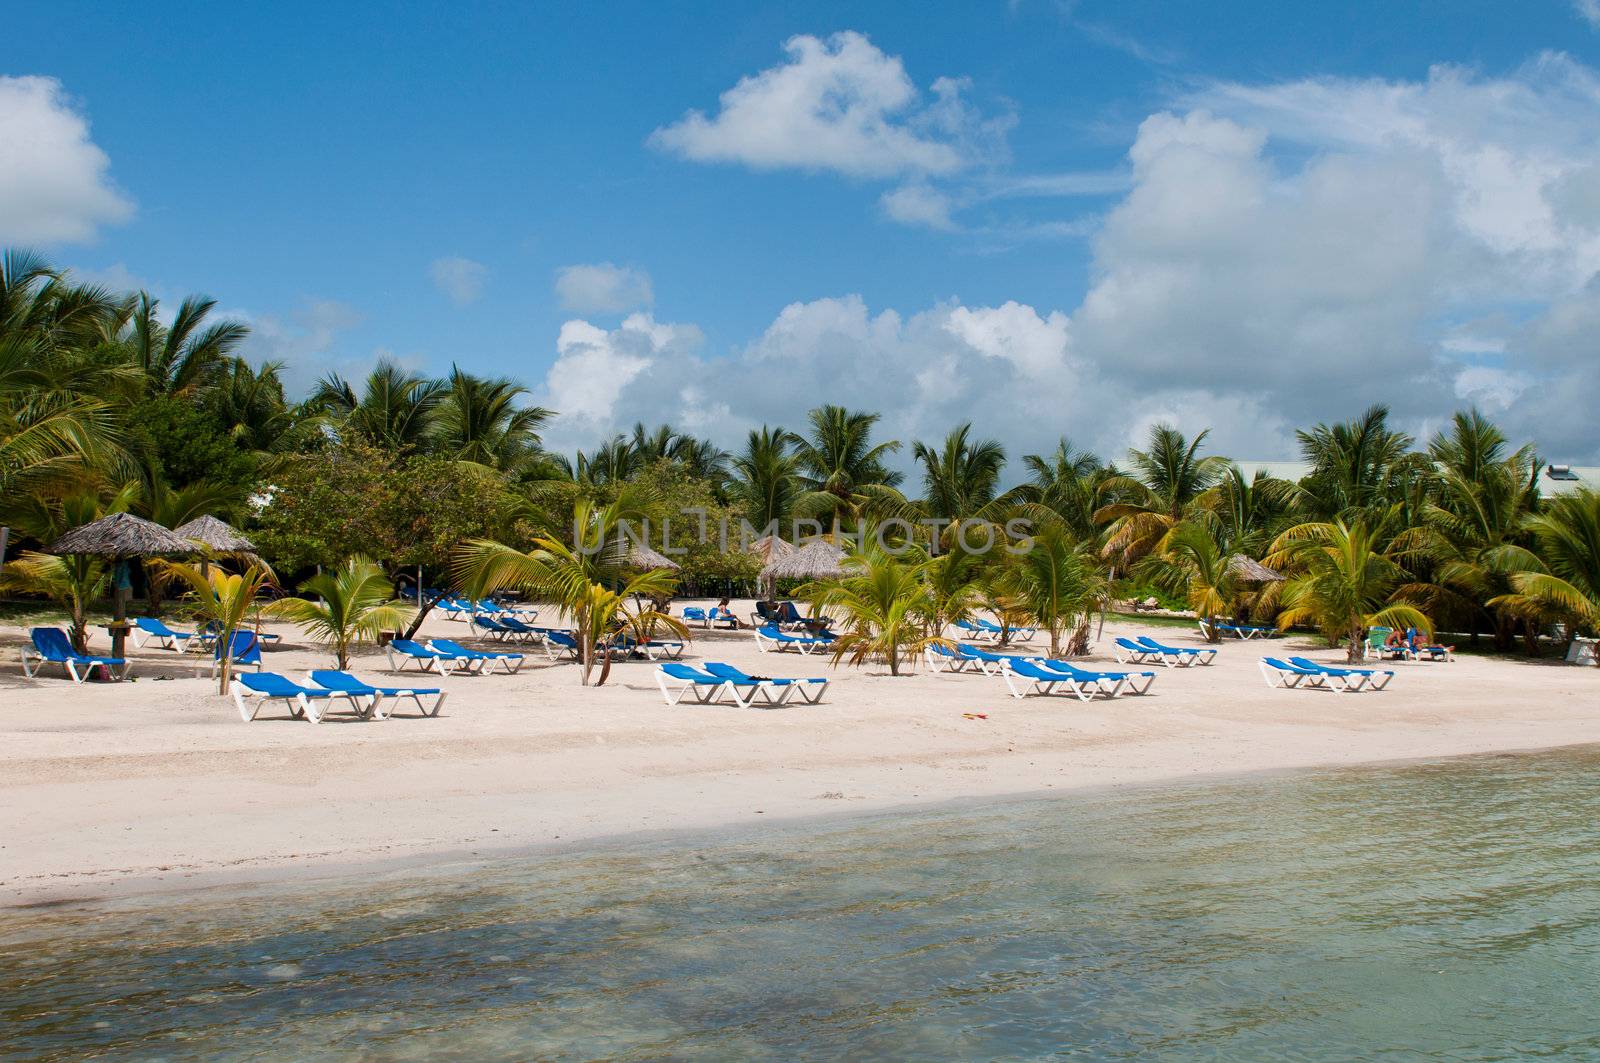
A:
4;747;1600;1060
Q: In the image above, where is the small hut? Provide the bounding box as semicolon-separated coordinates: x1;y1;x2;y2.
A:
749;535;797;598
764;538;848;583
47;513;197;658
626;544;681;572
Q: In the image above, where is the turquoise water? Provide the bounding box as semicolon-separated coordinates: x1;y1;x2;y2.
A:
4;749;1600;1060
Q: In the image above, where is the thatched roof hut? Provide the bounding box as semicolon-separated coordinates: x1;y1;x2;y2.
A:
1227;554;1285;582
47;512;196;558
175;514;256;553
764;538;848;582
749;534;797;566
627;543;681;572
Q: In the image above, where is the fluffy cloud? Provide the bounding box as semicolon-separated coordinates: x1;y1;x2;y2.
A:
234;298;366;395
429;256;488;305
539;313;704;447
880;183;956;229
0;76;133;244
1577;0;1600;28
554;262;654;314
649;32;1008;178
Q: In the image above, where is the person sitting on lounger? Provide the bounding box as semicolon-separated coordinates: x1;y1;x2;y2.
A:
1384;628;1407;650
710;598;740;629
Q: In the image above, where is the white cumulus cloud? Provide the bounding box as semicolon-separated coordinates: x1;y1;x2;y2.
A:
0;76;133;244
649;31;1008;178
429;256;488;305
554;262;654;314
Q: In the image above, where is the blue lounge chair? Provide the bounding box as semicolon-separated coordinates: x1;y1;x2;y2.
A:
1134;635;1217;666
952;619;995;642
21;627;130;683
230;671;367;723
131;616;196;651
976;618;1036;642
752;624;836;655
308;669;447;718
924;641;986;672
209;631;262;676
611;633;687;660
428;638;524;674
388;638;480;675
1288;656;1393;691
1403;628;1455;662
1001;658;1106;701
703;661;828;704
1113;637;1165;665
1039;658;1156;695
1199;619;1278;640
654;662;790;707
1259;656;1348;691
682;606;709;626
470;615;526;642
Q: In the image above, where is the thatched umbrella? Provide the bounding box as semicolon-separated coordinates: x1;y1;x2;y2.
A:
749;535;797;598
626;543;681;572
1227;554;1285;583
48;513;198;658
175;514;256;554
765;538;847;582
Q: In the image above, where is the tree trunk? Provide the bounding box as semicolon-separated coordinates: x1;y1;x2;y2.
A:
1522;618;1541;658
217;641;232;697
1347;620;1363;663
401;590;450;640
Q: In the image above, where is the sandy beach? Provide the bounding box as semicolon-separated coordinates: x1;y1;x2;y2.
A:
2;603;1595;906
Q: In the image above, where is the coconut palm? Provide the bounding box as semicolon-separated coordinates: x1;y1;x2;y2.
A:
1016;438;1105;540
435;367;553;474
1135;521;1241;643
121;292;250;396
453;495;687;685
1006;523;1108;657
730;425;803;533
912;423;1009;543
0;335;126;501
801;537;931;676
1267;519;1432;661
268;556;414;669
159;561;278;693
793;405;905;532
1095;425;1230;569
1294;404;1415;519
1489;489;1600;653
210;357;298;457
311;360;445;452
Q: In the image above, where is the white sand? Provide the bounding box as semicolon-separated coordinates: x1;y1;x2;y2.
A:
1;602;1595;905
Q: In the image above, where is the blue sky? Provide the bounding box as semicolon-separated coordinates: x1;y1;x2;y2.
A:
5;1;1600;462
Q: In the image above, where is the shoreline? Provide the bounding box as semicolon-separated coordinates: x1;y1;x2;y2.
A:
3;607;1596;909
6;737;1596;911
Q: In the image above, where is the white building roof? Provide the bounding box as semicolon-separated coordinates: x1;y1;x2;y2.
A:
1234;462;1598;497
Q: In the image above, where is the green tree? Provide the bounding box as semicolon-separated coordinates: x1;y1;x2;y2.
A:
159;561;278;693
268;557;414;668
1007;523;1108;657
1136;521;1241;643
1267;519;1431;661
793;405;905;532
311;360;445;452
801;537;931;676
730;425;803;532
1095;425;1229;569
434;367;552;474
1490;489;1600;654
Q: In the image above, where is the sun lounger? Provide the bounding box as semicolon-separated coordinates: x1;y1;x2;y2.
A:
21;627;130;683
957;642;1033;675
1199;619;1278;640
471;615;530;642
1134;635;1216;666
1043;658;1156;695
388;638;480;675
611;633;686;660
924;641;985;672
1113;637;1166;665
1001;658;1107;701
703;661;828;703
131;616;196;651
952;619;995;642
308;669;447;718
976;618;1036;642
428;638;524;674
1259;656;1364;691
209;631;262;676
654;662;792;707
683;606;709;627
231;671;368;723
753;624;835;654
1288;656;1393;691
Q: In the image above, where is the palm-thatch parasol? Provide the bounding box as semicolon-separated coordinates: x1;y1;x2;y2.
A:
626;543;681;572
749;535;797;597
764;538;848;582
1227;554;1284;582
47;513;198;658
174;514;256;554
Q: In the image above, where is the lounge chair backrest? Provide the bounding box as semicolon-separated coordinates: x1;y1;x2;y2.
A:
136;617;171;636
391;639;434;657
776;602;803;622
702;662;746;680
547;631;578;648
683;607;707;620
237;672;302;696
30;627;75;660
216;631;260;663
310;670;369;692
660;662;710;681
758;624;786;638
431;638;472;655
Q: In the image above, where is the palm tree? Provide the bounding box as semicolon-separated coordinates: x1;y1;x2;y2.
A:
268;556;414;668
1136;521;1241;643
0;550;109;654
801;537;931;676
1490;489;1600;655
1006;523;1108;657
1095;425;1229;568
122;292;250;395
435;367;553;474
311;360;445;452
136;479;246;615
1267;519;1431;661
454;495;686;685
159;561;278;693
1295;404;1415;519
792;405;905;532
210;358;298;457
1016;438;1104;540
730;426;802;533
912;423;1008;543
0;334;126;501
